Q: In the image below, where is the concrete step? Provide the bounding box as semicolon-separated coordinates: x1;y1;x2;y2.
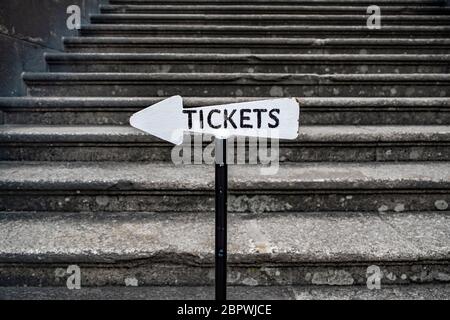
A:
100;5;450;15
0;161;449;213
23;73;450;97
1;125;450;162
63;37;450;54
78;24;450;37
90;14;450;26
45;53;450;74
2;97;449;126
0;211;449;286
1;284;450;300
108;0;447;5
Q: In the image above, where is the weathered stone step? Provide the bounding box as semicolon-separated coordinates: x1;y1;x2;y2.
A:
100;5;450;15
1;284;450;300
90;14;450;26
108;0;446;5
45;53;450;74
2;97;449;126
79;24;450;37
1;125;449;162
0;162;449;213
63;37;450;54
23;73;450;97
0;211;449;286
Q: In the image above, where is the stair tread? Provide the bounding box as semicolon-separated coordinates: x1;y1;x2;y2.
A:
0;161;449;190
22;73;450;98
1;125;450;143
0;211;448;264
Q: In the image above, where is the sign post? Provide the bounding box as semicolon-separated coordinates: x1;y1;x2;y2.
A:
215;138;227;301
130;96;300;301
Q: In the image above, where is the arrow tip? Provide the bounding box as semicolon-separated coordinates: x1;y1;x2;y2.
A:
130;95;185;145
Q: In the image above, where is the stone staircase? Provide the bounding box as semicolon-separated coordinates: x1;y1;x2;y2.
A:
0;0;450;300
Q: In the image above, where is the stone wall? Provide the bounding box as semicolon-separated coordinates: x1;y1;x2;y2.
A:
0;0;106;96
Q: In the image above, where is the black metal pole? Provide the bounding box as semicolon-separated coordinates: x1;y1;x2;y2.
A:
215;138;227;301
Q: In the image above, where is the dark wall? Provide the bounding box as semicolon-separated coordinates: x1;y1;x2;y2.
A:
0;0;106;96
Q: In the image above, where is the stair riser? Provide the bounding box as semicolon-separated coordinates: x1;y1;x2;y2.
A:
47;62;450;74
100;8;450;15
26;83;450;98
4;109;450;126
0;192;448;213
79;29;450;37
64;45;450;54
90;18;450;26
0;263;448;287
107;0;447;5
1;144;449;162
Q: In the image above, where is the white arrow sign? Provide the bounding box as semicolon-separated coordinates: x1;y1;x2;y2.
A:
130;96;300;145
